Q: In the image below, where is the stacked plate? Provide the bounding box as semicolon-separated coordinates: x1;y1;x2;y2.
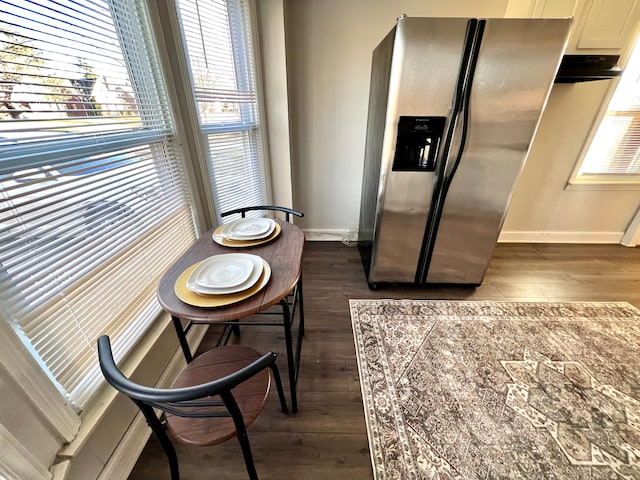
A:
213;218;280;247
186;253;270;297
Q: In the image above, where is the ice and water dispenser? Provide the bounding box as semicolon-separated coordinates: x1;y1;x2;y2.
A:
392;116;445;171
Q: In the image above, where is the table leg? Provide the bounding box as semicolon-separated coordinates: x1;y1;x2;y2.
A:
298;275;305;337
231;320;241;337
171;316;193;363
280;299;297;413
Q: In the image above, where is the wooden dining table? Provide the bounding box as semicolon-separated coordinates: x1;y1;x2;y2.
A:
157;219;305;413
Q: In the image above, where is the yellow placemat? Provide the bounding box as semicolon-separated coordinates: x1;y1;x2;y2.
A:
175;259;271;307
212;222;281;247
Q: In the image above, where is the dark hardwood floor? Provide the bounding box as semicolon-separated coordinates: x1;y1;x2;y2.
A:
128;241;640;479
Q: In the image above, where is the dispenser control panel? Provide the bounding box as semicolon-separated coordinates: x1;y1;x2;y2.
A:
392;116;445;172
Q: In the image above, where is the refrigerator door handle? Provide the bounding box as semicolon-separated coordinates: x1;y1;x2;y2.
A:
436;19;479;177
416;19;481;282
442;20;486;195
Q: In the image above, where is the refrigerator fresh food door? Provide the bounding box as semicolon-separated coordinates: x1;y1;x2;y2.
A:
368;17;471;284
425;18;571;285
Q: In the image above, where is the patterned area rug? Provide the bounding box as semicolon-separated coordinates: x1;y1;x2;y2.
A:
349;300;640;479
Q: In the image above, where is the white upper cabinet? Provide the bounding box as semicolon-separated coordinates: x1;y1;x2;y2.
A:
504;0;578;19
571;0;640;51
505;0;640;54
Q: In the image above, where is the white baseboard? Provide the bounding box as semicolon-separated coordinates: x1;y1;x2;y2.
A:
304;228;627;245
303;228;357;242
498;230;625;244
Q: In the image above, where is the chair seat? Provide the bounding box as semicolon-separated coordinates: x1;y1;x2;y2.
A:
166;345;270;446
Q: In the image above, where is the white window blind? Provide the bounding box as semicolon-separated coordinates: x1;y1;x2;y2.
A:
0;0;196;410
177;0;268;220
578;35;640;178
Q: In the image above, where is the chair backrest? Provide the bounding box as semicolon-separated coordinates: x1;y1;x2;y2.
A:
97;336;276;417
221;205;304;223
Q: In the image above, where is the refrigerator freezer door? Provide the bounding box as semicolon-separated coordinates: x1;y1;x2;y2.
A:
425;18;571;284
368;17;470;284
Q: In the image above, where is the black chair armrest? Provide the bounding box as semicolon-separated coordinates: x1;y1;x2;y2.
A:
97;336;277;403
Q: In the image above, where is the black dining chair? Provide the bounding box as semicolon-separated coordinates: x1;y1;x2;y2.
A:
97;335;288;480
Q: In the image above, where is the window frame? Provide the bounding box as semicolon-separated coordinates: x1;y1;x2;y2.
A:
0;0;199;412
175;0;272;223
567;31;640;190
0;0;275;474
0;314;80;439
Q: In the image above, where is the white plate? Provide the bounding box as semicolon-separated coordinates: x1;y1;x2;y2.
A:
212;222;281;248
176;259;271;307
223;218;275;240
228;218;272;236
186;254;264;294
192;254;254;288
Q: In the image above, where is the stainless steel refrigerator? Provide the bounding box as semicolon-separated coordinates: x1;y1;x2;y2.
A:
358;16;571;288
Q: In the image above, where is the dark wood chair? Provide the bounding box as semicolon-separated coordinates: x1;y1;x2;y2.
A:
97;335;287;480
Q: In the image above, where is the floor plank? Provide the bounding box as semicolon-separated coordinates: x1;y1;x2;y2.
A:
128;241;640;479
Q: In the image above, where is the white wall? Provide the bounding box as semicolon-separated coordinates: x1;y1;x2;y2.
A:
282;0;640;242
284;0;508;237
256;0;294;209
501;80;640;242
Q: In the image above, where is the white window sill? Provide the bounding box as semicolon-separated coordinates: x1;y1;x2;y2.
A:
566;175;640;190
